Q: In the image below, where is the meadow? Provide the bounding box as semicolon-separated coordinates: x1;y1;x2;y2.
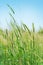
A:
0;5;43;65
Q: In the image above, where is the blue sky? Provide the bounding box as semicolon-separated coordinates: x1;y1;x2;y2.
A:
0;0;43;30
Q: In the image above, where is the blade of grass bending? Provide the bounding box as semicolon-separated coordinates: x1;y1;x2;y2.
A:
9;13;16;24
9;13;22;37
16;24;22;37
7;4;15;14
22;23;31;36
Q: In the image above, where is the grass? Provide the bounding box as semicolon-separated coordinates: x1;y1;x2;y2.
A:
0;5;43;65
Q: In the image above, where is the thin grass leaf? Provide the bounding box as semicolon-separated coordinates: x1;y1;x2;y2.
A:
32;23;35;49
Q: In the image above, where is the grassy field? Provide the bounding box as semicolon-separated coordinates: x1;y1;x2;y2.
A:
0;5;43;65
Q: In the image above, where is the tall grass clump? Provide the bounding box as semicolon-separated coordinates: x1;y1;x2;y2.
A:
0;5;43;65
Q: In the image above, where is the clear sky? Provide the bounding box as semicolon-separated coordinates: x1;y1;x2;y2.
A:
0;0;43;30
